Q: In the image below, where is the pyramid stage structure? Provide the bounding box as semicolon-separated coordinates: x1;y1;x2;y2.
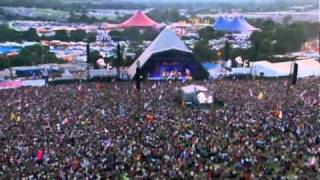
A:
127;27;208;80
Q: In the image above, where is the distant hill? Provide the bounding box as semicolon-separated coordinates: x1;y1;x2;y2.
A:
0;0;63;7
0;0;317;9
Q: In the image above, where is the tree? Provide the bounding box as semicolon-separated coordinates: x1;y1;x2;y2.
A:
109;28;159;42
68;12;99;24
0;0;62;9
0;56;10;69
252;41;260;62
88;50;100;66
272;27;305;54
0;25;21;42
87;32;97;42
54;30;69;41
282;15;293;26
248;20;319;58
66;30;96;42
11;45;60;67
198;27;224;42
109;30;123;41
224;41;230;61
142;28;159;41
147;9;184;23
193;40;215;62
21;28;39;41
114;43;123;76
69;29;87;42
122;28;141;41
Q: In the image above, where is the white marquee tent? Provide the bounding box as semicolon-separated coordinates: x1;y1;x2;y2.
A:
251;59;320;77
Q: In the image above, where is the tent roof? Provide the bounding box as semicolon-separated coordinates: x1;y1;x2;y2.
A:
237;16;260;32
213;16;232;32
251;59;320;77
181;84;208;94
118;11;160;28
213;16;260;33
127;27;192;78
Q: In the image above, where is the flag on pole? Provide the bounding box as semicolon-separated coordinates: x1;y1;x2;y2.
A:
308;156;317;167
96;83;104;90
77;85;82;91
299;90;307;99
62;118;69;125
257;91;264;100
36;150;44;161
152;84;156;89
146;114;155;124
181;100;185;108
271;110;282;119
249;89;253;97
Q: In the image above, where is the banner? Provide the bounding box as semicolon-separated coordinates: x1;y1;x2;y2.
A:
0;80;22;90
0;80;45;90
21;80;46;87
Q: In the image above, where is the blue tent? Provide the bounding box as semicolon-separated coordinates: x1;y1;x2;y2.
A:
213;16;233;32
213;16;228;31
213;16;259;33
228;17;246;32
0;46;21;55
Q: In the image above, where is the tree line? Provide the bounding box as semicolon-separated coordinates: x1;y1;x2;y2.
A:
0;25;96;42
1;0;315;12
0;20;318;69
192;20;319;62
0;0;146;11
235;20;319;62
249;20;318;59
0;44;61;69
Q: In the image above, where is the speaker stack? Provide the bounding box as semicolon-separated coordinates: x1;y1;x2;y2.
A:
135;67;141;90
291;63;298;85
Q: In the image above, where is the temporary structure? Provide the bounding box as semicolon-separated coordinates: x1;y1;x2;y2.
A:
127;27;208;80
251;59;320;77
180;84;208;94
213;16;260;33
178;84;213;105
117;11;160;28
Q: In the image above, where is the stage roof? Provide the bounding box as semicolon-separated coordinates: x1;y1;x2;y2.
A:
118;11;160;28
127;27;191;78
213;16;260;33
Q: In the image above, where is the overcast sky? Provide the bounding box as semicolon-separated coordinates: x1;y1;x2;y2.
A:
121;0;316;3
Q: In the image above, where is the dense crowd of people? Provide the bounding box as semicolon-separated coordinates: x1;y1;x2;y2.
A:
0;78;319;179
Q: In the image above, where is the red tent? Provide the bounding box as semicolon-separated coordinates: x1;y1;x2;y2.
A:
118;11;160;28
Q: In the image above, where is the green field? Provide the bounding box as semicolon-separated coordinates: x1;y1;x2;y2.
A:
34;8;70;19
2;7;70;21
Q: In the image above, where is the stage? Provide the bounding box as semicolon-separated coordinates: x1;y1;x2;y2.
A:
148;76;192;81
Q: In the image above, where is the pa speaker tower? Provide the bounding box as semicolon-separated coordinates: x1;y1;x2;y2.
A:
86;43;90;63
135;67;141;90
292;63;298;85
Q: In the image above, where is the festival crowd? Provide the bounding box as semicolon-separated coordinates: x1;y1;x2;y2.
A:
0;78;319;179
